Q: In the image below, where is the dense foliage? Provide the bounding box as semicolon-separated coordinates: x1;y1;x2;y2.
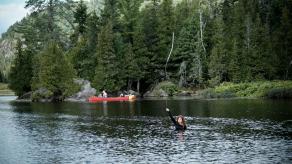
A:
8;40;33;96
198;81;292;99
32;42;78;101
5;0;292;98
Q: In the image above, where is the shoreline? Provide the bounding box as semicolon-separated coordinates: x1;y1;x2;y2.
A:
4;95;279;103
3;80;292;102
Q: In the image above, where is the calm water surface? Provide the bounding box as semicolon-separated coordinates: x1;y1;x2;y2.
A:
0;96;291;163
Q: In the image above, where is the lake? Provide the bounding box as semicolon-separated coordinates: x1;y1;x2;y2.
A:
0;96;291;163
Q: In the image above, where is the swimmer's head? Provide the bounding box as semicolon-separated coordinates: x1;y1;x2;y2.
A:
176;115;186;127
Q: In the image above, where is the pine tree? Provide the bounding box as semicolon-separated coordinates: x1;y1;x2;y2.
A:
117;0;145;90
228;1;246;82
157;0;175;79
8;40;33;96
25;0;60;40
119;0;143;44
33;42;77;100
100;0;120;31
93;21;120;91
84;12;100;81
71;0;88;45
141;1;161;82
123;43;140;89
69;0;93;80
208;16;228;86
249;14;275;80
132;17;150;91
174;0;193;35
0;72;3;83
277;6;292;79
74;0;87;35
86;12;100;51
172;17;203;86
69;38;88;79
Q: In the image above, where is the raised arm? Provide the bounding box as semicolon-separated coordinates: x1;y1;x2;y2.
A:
166;108;178;126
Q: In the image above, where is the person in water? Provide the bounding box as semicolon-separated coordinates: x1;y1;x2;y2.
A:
166;108;186;130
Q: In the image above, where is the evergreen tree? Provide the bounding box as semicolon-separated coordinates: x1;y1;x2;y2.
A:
123;43;141;89
93;21;120;91
100;0;120;31
25;0;60;40
33;42;77;100
71;0;88;45
132;17;150;91
86;12;100;51
277;6;292;79
74;0;87;35
69;38;89;79
8;40;33;96
228;1;246;82
85;12;100;81
249;14;275;80
174;0;193;35
118;0;143;44
118;0;146;90
141;1;161;82
6;0;292;95
69;0;94;80
0;72;3;83
208;16;228;86
172;17;203;86
157;0;175;79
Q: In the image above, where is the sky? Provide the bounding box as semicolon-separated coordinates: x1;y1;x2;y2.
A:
0;0;29;35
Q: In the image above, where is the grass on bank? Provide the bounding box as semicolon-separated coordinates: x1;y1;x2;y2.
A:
0;83;14;96
198;81;292;99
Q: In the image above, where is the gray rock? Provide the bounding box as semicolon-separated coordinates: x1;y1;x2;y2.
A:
176;91;192;96
128;90;140;97
31;88;54;102
158;89;169;97
143;91;154;97
143;89;169;97
18;91;32;100
66;79;96;102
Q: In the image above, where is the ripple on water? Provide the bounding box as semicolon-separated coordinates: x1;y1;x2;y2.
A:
0;98;291;163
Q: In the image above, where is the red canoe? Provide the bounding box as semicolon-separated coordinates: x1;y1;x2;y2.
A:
88;95;136;103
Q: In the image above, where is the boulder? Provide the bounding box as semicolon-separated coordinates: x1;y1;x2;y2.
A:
143;91;154;97
143;89;169;97
18;91;33;100
143;81;178;97
128;90;141;97
31;88;53;102
66;79;96;102
175;90;192;96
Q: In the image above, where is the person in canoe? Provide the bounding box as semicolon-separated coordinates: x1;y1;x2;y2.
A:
102;90;108;98
166;108;187;131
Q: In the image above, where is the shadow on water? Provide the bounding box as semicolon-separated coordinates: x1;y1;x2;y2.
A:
0;96;292;163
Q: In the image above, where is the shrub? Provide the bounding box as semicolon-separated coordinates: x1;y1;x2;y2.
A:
156;81;179;96
31;88;53;101
202;81;292;99
264;88;292;99
197;88;218;99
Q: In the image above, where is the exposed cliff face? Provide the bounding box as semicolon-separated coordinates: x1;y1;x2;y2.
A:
0;37;17;77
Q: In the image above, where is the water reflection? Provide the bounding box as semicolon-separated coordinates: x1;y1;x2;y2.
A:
0;96;291;163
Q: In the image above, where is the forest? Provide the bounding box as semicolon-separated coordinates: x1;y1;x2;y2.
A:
3;0;292;99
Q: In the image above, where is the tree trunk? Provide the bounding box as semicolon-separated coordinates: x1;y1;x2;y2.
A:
199;9;206;53
137;80;140;93
164;32;175;80
127;79;132;91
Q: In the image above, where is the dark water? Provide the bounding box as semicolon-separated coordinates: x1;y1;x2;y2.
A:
0;96;291;163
